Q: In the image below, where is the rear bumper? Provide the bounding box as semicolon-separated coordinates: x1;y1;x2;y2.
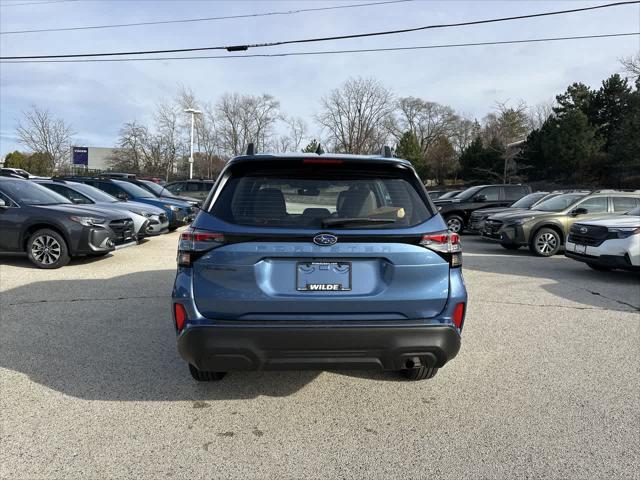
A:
177;323;461;372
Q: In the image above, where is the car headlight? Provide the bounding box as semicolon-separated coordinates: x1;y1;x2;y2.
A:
164;204;180;212
129;209;152;217
609;227;640;239
70;216;106;227
510;216;535;226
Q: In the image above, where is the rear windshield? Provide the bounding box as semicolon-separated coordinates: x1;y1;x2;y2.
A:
210;165;432;229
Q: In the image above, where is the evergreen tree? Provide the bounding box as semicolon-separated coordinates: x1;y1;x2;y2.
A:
395;131;427;179
302;139;319;153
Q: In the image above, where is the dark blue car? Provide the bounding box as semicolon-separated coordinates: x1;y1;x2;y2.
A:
172;150;467;381
67;178;195;231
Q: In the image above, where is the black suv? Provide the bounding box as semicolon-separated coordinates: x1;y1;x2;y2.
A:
0;178;135;268
434;184;532;233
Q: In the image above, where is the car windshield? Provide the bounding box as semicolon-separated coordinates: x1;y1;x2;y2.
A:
71;183;119;203
0;179;72;205
210;164;433;229
139;180;166;196
438;191;461;199
455;186;483;201
511;192;547;208
625;206;640;216
532;193;586;212
113;180;155;198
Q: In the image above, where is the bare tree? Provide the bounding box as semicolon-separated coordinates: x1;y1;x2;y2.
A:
109;121;150;172
450;117;480;153
394;97;459;154
619;52;640;77
316;77;394;154
277;116;307;152
215;93;280;156
16;106;76;172
483;101;531;145
528;100;555;130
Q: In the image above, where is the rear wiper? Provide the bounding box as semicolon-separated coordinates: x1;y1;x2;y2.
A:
321;217;397;228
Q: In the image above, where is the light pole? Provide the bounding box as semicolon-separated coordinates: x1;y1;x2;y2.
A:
184;108;202;179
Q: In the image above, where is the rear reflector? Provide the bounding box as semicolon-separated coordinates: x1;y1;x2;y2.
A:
452;302;465;329
174;303;187;332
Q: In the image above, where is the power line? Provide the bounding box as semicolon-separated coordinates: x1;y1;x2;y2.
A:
0;0;414;34
2;32;637;64
1;1;638;59
0;0;78;7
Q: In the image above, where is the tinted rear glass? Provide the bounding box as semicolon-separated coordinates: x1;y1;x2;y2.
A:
210;164;432;229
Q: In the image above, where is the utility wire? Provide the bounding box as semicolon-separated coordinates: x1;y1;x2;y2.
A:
1;0;638;59
0;0;414;34
2;32;637;64
0;0;78;7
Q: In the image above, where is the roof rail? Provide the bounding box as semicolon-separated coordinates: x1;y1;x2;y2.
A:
246;143;255;156
591;189;640;194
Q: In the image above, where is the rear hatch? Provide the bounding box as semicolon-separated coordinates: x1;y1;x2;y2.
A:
184;158;454;321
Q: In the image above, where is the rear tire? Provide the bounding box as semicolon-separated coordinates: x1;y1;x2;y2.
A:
530;228;561;257
587;263;612;272
445;215;464;234
26;229;70;269
188;364;226;381
401;366;438;381
500;243;520;250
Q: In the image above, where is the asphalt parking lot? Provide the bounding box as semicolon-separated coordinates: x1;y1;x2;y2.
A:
1;231;638;479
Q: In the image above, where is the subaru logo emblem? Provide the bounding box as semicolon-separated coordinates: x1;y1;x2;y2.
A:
579;226;588;234
313;233;338;246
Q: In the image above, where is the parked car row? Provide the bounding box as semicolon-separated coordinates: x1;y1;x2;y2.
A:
0;175;203;268
437;184;639;272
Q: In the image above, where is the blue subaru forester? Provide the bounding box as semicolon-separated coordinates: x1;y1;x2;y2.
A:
172;148;467;381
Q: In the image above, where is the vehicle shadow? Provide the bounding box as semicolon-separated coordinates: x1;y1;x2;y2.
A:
0;252;115;269
1;269;320;401
461;238;640;312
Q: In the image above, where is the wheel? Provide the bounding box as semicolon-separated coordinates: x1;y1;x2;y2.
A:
401;366;439;381
188;364;226;381
587;263;612;272
530;228;561;257
500;243;521;250
445;215;464;234
27;229;70;269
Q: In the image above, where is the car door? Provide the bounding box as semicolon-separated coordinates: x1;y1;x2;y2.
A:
475;186;503;209
0;191;24;251
568;196;610;230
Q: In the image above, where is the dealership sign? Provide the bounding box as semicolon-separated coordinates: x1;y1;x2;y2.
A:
72;147;88;165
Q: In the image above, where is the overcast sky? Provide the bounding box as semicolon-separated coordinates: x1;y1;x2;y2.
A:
1;0;638;156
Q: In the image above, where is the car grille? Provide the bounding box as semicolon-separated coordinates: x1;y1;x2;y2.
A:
483;219;503;234
568;224;609;247
109;219;136;244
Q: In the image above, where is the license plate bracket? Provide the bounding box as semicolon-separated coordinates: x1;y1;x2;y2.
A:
296;261;352;292
574;243;587;254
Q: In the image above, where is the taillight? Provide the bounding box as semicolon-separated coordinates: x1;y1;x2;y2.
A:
177;229;225;266
420;231;462;267
174;303;187;332
452;302;465;329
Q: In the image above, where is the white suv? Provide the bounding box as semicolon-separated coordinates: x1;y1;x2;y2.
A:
565;203;640;272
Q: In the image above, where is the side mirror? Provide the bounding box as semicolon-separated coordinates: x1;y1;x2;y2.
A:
0;199;7;209
571;207;588;216
116;192;128;201
474;194;487;202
